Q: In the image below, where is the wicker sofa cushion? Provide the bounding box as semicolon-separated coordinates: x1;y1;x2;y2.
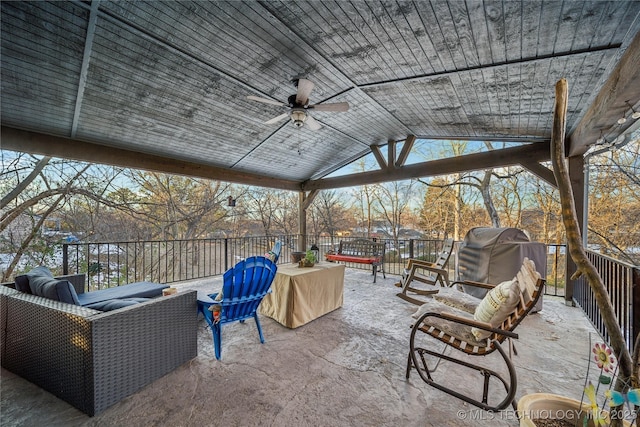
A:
27;267;80;305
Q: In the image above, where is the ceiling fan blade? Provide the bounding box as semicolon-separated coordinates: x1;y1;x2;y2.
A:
305;114;322;131
247;95;286;107
309;102;349;112
264;112;290;125
295;78;315;105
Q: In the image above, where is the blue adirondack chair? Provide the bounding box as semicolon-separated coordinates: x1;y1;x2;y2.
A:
198;256;277;360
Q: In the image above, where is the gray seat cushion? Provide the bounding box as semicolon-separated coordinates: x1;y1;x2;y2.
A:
76;281;168;306
84;297;150;311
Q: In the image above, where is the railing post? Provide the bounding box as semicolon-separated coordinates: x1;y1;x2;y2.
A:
224;238;229;271
63;244;69;275
409;239;414;259
633;267;640;351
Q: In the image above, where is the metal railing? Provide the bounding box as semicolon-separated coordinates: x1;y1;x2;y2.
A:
573;251;639;352
62;235;565;291
60;235;636;351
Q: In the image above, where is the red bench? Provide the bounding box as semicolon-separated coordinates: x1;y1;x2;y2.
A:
325;239;386;283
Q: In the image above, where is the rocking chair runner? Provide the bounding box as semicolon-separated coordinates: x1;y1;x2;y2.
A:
406;258;544;411
396;238;454;305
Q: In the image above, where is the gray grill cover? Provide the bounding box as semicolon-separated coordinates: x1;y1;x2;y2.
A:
457;227;546;311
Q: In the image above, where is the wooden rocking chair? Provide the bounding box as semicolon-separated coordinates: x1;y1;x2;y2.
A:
406;258;544;411
396;238;454;305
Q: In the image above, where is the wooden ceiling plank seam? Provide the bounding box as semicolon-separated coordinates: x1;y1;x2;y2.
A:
350;2;408;81
120;1;287;88
336;1;405;81
405;2;441;75
375;2;426;79
71;0;100;138
0;24;85;75
230;121;290;169
447;0;480;69
450;72;481;137
502;0;523;63
565;53;601;128
572;1;604;52
532;57;554;140
603;1;638;46
429;0;466;71
520;0;542;59
482;0;506;64
2;56;77;101
95;1;294;106
356;43;621;91
554;2;583;54
465;0;492;66
393;2;436;77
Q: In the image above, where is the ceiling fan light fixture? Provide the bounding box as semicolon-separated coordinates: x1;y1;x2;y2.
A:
291;109;307;128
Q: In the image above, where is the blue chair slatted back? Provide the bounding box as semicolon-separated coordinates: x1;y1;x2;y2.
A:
219;256;277;324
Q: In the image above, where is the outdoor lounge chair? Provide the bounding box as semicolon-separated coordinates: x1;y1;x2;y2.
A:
197;256;277;360
395;238;454;305
406;258;544;411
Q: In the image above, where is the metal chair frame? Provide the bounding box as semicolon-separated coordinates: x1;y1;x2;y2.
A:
406;277;545;411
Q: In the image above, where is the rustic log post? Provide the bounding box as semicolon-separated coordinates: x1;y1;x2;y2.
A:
550;78;633;425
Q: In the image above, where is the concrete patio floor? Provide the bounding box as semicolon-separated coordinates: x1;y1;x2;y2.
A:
1;266;600;426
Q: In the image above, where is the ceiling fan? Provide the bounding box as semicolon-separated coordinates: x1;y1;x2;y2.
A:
247;78;349;130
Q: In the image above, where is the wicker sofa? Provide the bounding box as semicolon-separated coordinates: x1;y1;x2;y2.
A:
0;274;198;416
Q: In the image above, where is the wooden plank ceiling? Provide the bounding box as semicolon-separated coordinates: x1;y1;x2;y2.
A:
2;1;640;191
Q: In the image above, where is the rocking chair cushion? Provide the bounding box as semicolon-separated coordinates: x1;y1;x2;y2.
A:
433;287;482;314
412;300;488;348
472;279;520;339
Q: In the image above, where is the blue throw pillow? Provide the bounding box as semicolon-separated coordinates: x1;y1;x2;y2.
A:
29;275;80;305
14;275;32;293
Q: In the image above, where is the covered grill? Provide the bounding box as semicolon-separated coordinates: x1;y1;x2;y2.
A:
456;227;546;311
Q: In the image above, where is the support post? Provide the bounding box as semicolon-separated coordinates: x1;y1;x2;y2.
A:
564;155;585;305
298;192;307;252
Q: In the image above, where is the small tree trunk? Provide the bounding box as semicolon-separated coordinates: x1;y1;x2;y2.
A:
550;78;632;426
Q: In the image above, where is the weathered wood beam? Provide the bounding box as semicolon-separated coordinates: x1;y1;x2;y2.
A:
370;145;387;170
395;135;415;167
520;161;557;188
568;31;640;157
1;127;302;192
387;140;396;170
303;142;550;191
301;189;319;210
